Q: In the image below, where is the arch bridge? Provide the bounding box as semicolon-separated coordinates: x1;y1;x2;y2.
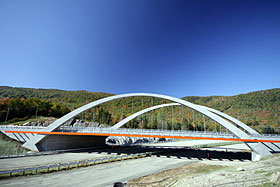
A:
2;93;280;161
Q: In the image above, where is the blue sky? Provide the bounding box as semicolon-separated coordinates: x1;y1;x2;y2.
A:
0;0;279;97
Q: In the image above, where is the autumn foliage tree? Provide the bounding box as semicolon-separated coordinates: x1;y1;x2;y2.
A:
0;97;70;122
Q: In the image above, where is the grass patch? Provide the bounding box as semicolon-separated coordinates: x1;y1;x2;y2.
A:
184;163;226;174
0;116;57;155
264;168;280;177
255;170;266;174
260;153;280;161
252;182;279;187
0;132;28;155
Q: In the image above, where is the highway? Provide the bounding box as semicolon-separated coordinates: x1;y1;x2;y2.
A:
0;141;251;186
0;140;236;170
0;156;196;187
0;146;159;170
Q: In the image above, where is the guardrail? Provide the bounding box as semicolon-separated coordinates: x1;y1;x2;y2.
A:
2;125;280;138
0;152;152;178
0;125;46;129
57;126;236;138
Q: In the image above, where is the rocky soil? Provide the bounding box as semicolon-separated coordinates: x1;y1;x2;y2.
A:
14;117;57;127
106;136;173;146
127;153;280;187
14;118;104;127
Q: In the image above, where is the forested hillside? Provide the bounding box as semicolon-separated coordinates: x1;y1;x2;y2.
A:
0;86;112;123
183;88;280;130
0;86;113;107
0;86;279;133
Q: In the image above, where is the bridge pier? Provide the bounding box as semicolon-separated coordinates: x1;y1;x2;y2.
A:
247;142;273;161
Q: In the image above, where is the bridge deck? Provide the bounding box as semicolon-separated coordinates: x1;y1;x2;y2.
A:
3;126;280;143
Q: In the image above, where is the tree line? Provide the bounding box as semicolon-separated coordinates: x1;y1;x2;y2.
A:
0;97;70;123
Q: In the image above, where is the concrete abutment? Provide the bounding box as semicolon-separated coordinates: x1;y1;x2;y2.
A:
28;135;107;152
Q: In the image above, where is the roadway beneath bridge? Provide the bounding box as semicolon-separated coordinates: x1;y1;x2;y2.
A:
0;140;250;171
0;156;197;187
0;146;155;170
0;140;252;187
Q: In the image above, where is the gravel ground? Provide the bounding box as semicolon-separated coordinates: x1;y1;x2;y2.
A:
128;153;280;187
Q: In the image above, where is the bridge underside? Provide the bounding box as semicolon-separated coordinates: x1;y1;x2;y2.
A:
36;135;107;151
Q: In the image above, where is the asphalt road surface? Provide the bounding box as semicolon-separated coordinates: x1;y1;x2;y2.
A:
0;156;196;187
0;146;152;170
0;140;234;170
